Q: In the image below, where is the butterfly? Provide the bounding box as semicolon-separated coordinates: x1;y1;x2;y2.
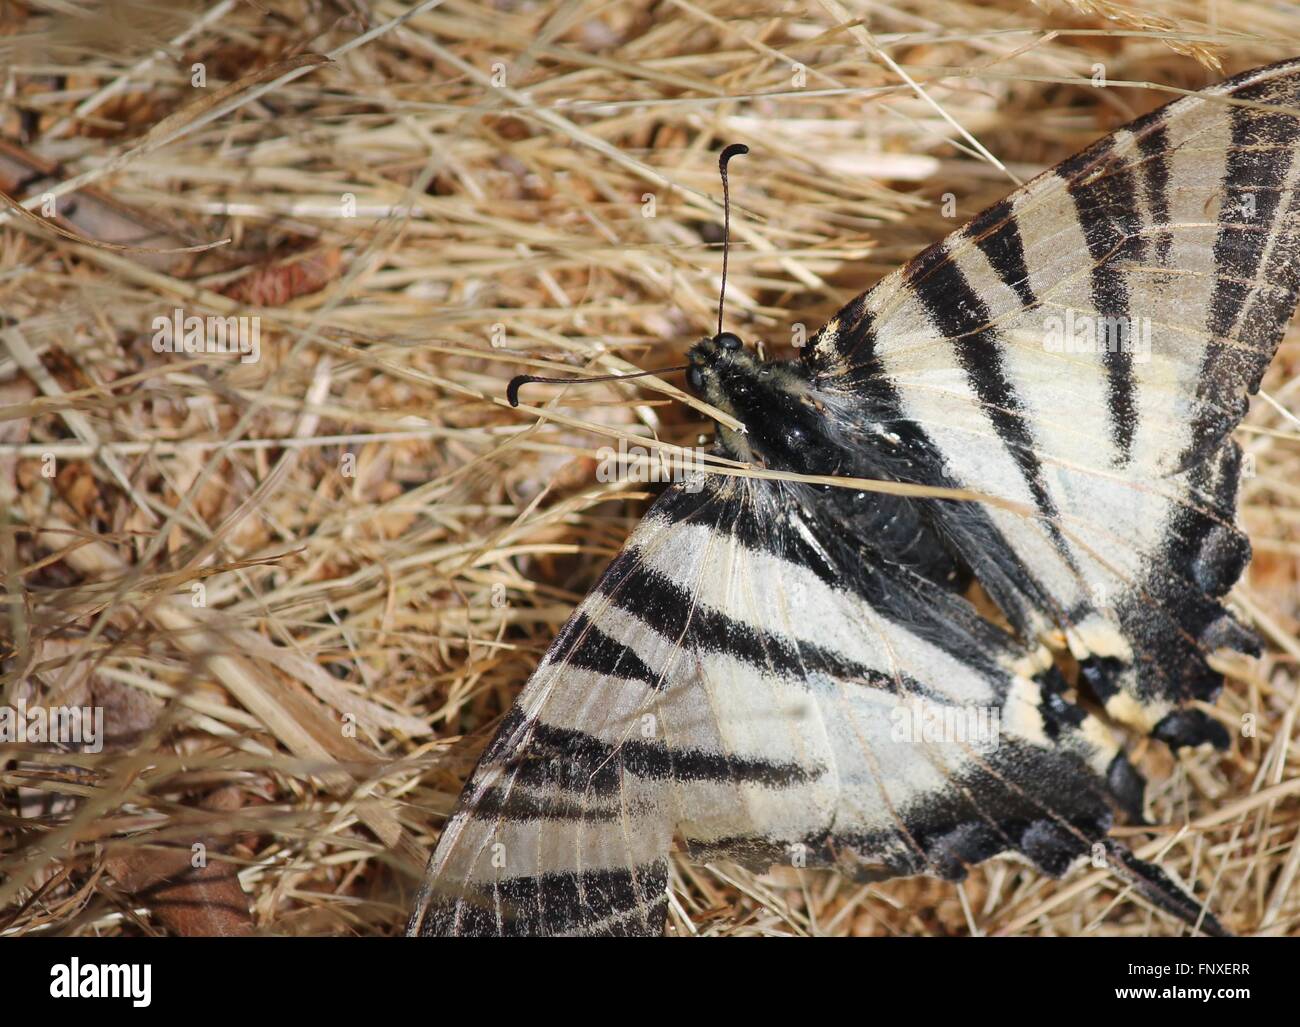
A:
408;58;1300;937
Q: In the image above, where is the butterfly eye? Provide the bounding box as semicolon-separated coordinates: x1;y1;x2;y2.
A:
687;366;704;392
715;332;743;351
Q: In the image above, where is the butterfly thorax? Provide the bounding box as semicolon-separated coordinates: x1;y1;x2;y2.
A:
686;335;840;474
687;334;966;588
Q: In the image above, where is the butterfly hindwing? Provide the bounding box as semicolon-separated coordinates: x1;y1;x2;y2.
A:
409;474;1219;936
803;58;1300;745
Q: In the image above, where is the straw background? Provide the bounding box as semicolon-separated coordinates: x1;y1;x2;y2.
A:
2;0;1300;936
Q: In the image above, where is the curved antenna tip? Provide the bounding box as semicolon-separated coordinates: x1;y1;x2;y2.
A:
720;143;749;165
505;365;690;408
715;144;748;337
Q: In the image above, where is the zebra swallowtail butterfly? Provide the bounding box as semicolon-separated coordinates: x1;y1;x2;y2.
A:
409;59;1300;937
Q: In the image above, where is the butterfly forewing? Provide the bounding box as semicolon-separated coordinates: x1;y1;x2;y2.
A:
804;59;1300;745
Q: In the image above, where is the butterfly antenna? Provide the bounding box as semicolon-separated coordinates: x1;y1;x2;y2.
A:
508;143;746;409
507;364;689;407
717;143;748;337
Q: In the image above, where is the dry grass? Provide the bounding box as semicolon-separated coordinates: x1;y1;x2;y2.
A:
2;0;1299;937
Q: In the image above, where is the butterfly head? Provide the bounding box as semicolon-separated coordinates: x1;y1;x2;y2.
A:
685;331;745;392
686;334;835;472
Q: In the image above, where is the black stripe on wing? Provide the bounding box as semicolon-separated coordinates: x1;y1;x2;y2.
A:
965;198;1038;310
550;611;659;688
1135;121;1174;264
596;554;895;688
483;706;825;794
903;241;1079;568
1060;141;1144;466
1190;82;1300;463
411;863;671;937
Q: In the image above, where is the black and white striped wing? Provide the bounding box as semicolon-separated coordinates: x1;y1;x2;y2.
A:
408;474;1217;936
804;59;1300;746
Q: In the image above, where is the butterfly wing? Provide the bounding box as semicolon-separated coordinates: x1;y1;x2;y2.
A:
803;59;1300;746
408;474;1221;936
